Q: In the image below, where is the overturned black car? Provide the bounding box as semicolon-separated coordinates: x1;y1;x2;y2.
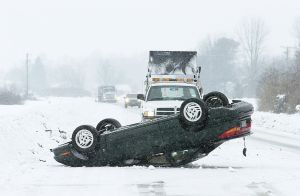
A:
52;92;253;167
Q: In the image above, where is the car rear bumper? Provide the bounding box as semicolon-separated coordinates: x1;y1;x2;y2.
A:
211;100;254;141
218;126;253;141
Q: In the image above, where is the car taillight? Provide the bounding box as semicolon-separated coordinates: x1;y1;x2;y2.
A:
218;121;251;139
61;151;71;157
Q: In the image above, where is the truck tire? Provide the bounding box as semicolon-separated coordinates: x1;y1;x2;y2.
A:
96;118;121;134
179;98;208;128
72;125;98;153
203;91;229;108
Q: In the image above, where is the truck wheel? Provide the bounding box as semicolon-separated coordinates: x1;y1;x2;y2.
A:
125;104;128;108
179;98;208;128
72;125;98;153
203;91;229;108
96;118;121;134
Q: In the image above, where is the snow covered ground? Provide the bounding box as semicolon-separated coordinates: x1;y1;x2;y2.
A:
0;97;299;196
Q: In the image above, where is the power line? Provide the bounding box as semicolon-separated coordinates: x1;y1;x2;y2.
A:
281;46;297;67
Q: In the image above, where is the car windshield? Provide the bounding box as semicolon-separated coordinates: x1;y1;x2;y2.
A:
127;94;137;98
146;86;200;101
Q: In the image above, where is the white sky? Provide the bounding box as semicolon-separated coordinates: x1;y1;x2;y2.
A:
0;0;299;71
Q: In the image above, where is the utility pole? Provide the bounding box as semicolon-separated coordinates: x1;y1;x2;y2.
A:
281;46;297;67
26;53;29;99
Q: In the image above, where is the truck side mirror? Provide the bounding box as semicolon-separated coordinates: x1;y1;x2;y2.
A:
198;67;201;73
137;94;145;100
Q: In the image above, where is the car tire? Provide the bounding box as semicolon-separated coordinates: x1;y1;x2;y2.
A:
96;118;121;134
72;125;98;153
179;98;208;128
203;91;229;108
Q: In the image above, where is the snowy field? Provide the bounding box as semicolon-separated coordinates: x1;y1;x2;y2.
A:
0;97;300;196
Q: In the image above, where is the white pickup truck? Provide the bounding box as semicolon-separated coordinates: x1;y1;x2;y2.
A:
138;51;203;119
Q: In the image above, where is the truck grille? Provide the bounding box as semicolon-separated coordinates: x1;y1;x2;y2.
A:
156;108;180;116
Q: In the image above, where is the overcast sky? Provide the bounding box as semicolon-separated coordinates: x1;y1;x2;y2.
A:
0;0;299;72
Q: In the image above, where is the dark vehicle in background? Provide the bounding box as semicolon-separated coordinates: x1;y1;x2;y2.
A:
124;94;141;108
98;86;117;103
52;93;254;167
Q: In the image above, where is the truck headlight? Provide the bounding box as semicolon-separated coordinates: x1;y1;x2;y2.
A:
125;98;129;103
143;111;154;117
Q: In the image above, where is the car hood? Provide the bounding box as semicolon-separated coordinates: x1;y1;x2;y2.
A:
143;100;184;109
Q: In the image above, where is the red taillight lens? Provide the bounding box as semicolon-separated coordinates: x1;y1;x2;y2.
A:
61;151;71;157
218;122;251;139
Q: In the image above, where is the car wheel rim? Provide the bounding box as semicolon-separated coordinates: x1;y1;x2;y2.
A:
183;102;202;122
206;96;223;107
75;129;94;148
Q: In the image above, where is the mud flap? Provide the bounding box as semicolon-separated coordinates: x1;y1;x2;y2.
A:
243;137;247;157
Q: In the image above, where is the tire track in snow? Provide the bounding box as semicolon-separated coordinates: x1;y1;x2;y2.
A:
250;128;300;153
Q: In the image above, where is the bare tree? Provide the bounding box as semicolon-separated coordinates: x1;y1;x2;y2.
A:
197;36;240;97
237;18;268;97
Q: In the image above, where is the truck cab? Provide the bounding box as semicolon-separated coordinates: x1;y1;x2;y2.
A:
98;86;117;103
139;51;203;119
141;83;201;119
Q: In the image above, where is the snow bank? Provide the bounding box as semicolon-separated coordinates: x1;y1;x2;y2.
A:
253;111;300;135
238;98;300;135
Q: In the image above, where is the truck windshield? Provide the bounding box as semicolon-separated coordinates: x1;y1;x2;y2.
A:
147;86;200;101
103;88;115;93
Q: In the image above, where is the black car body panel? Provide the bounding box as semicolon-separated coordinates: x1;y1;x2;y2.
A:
52;100;253;167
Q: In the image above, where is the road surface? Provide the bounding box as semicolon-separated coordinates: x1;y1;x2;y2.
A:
0;98;299;196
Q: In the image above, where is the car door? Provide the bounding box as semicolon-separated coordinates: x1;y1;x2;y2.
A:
105;121;163;160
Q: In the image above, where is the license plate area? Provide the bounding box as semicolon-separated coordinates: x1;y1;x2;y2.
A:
240;120;247;128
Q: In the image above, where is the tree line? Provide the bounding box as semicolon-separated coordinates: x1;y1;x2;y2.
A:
1;17;299;112
196;18;299;113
